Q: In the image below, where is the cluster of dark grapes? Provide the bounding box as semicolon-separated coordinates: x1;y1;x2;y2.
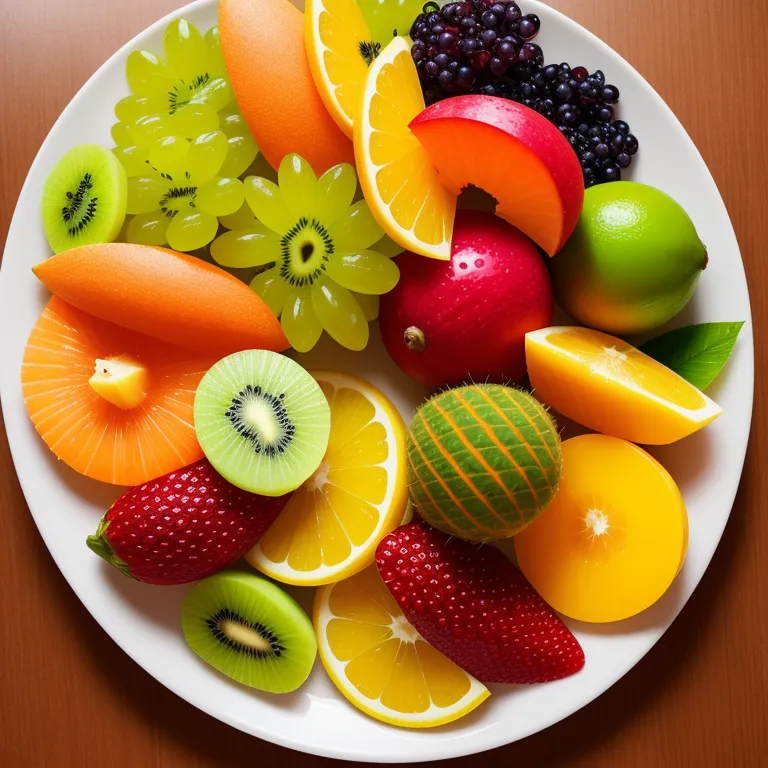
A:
409;0;638;186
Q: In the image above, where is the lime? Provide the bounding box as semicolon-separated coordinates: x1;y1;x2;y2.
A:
551;181;707;335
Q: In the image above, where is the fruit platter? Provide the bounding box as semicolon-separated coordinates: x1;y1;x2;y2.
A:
0;0;753;761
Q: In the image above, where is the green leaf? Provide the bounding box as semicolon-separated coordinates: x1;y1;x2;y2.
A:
639;321;745;390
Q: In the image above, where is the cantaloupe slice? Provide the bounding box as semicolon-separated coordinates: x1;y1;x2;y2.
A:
22;296;216;486
32;243;289;358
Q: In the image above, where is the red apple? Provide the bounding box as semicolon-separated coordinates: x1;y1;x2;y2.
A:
379;210;552;389
410;95;584;257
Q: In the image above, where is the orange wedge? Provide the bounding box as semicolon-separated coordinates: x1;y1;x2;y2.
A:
22;297;214;485
354;36;456;260
314;564;490;727
525;326;723;444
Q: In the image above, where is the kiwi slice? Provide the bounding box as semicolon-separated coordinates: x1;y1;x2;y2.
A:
194;350;330;496
41;144;127;254
182;570;316;693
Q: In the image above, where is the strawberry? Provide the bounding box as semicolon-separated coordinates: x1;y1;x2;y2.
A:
375;522;585;684
86;459;289;585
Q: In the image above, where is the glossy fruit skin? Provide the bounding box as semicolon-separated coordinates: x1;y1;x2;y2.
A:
379;210;552;388
375;522;585;684
86;459;290;585
406;384;562;541
551;181;708;335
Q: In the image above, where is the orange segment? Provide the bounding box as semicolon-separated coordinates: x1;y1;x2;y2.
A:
410;118;563;256
246;371;407;585
305;0;372;136
354;36;456;260
314;564;489;727
525;326;723;444
515;434;688;622
22;297;215;486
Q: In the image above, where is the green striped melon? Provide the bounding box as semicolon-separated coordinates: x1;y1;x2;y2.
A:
407;384;562;542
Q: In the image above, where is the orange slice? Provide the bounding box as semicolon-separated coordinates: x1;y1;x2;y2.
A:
525;326;723;444
22;296;214;485
354;36;456;260
314;564;490;727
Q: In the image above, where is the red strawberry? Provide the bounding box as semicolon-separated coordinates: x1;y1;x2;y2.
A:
375;522;585;684
86;459;289;585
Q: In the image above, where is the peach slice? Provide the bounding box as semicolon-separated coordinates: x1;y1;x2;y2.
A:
409;96;584;256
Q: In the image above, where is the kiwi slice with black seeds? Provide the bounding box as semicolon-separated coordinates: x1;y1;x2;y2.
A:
41;144;127;254
182;570;316;693
194;350;330;496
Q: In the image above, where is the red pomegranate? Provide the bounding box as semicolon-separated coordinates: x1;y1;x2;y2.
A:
379;210;552;389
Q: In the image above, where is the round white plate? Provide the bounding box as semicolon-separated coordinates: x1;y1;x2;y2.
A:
0;0;753;762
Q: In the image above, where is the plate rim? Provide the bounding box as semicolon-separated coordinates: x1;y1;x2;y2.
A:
0;0;755;762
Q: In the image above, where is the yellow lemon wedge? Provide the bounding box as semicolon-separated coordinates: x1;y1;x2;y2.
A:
525;326;723;444
314;564;490;727
305;0;372;137
354;36;456;260
245;371;407;585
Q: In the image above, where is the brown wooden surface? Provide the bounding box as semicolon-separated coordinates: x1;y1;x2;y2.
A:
1;0;766;765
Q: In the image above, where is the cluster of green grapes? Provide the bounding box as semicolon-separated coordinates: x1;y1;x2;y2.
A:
111;20;259;252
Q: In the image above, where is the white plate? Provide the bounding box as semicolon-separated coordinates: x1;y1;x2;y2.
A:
0;0;753;761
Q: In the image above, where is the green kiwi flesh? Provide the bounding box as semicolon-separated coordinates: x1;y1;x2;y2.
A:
194;350;330;496
41;143;127;254
182;571;317;693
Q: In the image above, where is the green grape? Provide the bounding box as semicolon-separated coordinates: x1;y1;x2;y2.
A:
196;177;245;217
329;199;384;252
357;0;426;44
113;145;149;177
163;19;207;84
205;26;228;80
111;121;133;147
126;176;168;215
311;276;369;351
167;210;218;252
314;163;357;226
211;225;280;268
126;211;170;246
115;95;166;123
131;115;174;147
218;201;258;231
126;50;175;95
278;154;317;220
281;288;322;353
353;292;380;322
218;107;259;178
170;103;219;139
372;233;405;258
250;267;291;317
149;135;190;181
187;131;228;182
245;177;293;233
324;250;400;294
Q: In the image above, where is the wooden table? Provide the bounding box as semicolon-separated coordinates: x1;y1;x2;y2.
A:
1;0;766;765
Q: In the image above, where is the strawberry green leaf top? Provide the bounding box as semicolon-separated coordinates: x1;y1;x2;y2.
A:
639;321;744;391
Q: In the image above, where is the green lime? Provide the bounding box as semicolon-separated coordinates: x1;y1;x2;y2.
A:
552;181;707;335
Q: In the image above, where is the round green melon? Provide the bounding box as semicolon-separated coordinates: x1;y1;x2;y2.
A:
406;384;563;542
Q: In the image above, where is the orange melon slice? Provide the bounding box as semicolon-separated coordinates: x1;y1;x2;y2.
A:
32;243;288;358
219;0;354;172
22;296;216;486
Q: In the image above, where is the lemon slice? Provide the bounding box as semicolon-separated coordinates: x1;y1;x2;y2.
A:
525;326;723;444
314;565;490;727
354;36;456;260
246;371;407;585
305;0;371;137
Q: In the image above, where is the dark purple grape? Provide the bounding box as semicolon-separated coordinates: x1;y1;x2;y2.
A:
425;61;440;78
597;105;613;122
518;14;540;40
572;66;588;81
624;134;639;154
603;164;621;182
616;153;631;168
438;69;454;87
481;10;499;27
480;28;497;45
457;66;475;87
490;57;507;76
595;142;610;158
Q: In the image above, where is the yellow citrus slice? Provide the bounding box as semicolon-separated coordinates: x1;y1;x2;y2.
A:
305;0;372;138
246;371;407;585
354;36;456;260
525;326;723;444
314;564;490;727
